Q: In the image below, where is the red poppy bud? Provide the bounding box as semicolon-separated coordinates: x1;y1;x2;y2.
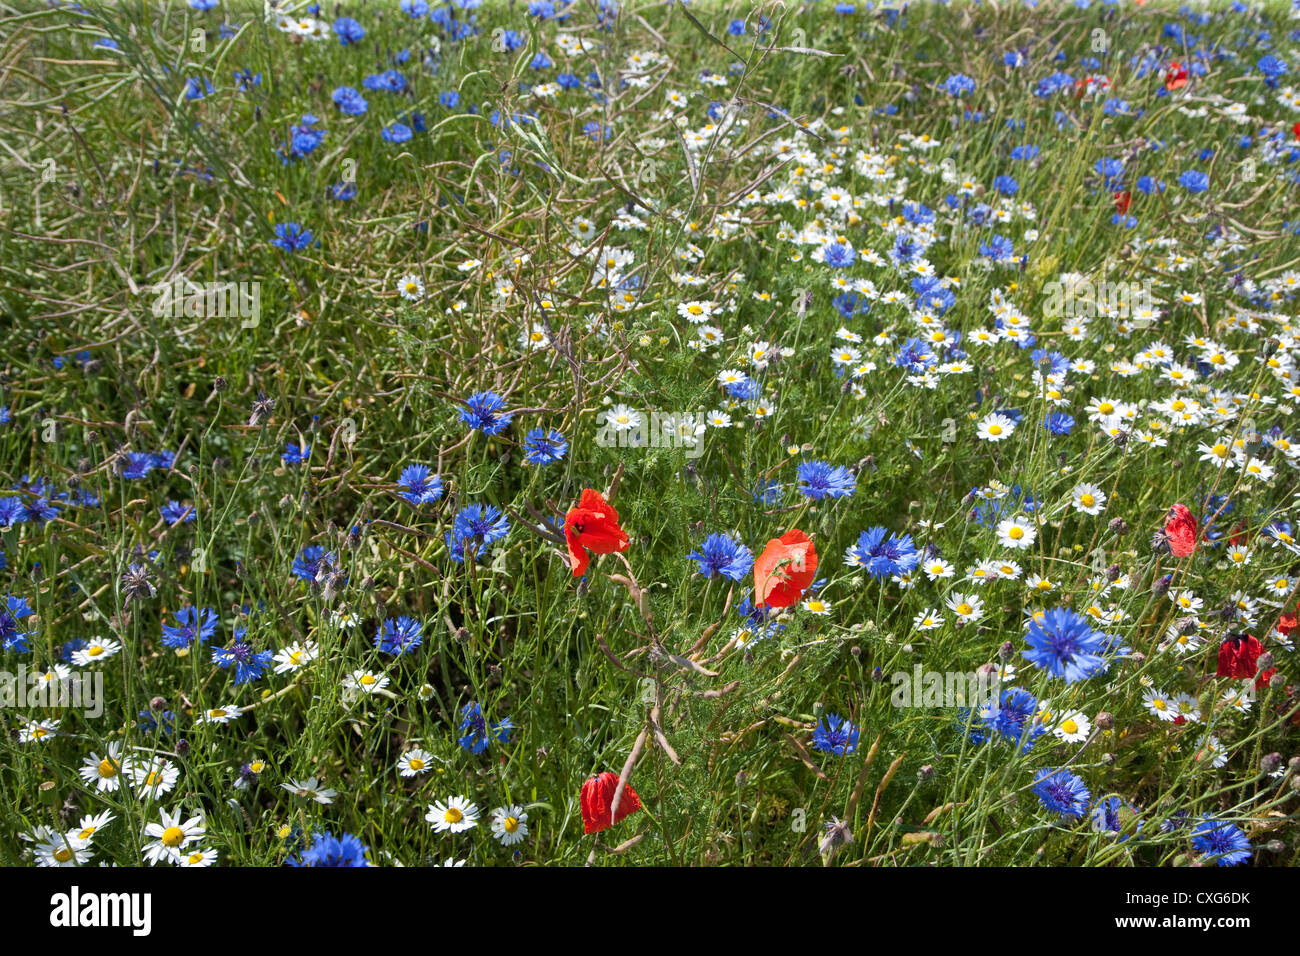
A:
1165;61;1188;91
1113;191;1132;214
564;488;630;578
580;771;642;834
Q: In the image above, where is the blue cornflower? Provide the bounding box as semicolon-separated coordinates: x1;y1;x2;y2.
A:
161;606;218;649
1094;157;1124;187
796;460;856;500
121;452;156;480
446;503;510;563
522;427;568;466
459;390;513;435
844;528;919;579
1191;817;1252;866
1023;607;1107;683
1010;144;1039;160
894;337;936;373
363;69;405;92
439;90;460;109
458;701;513;753
1178;169;1209;193
992;174;1018;196
687;533;754;581
271;222;315;252
332;86;369;115
1031;768;1091;821
282;442;310;464
0;595;35;652
291;545;339;584
137;708;176;735
183;77;214;100
333;16;364;45
725;378;762;401
820;240;856;268
1090;796;1143;841
397;464;443;505
26;497;60;526
281;114;327;162
291;831;369;867
212;627;274;684
811;714;860;755
381;121;413;143
0;497;26;528
1043;412;1076;436
752;480;782;504
942;73;976;96
375;615;423;655
979;687;1043;750
160;500;195;525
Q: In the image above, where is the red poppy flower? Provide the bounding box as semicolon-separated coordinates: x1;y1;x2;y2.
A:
1278;609;1297;638
753;529;818;610
1216;633;1262;680
580;771;642;834
1293;120;1300;140
1113;190;1132;214
564;488;629;578
1164;504;1198;558
1165;61;1188;91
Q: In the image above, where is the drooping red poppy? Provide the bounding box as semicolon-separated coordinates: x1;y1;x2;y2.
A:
1164;504;1198;558
564;488;629;578
1113;190;1132;215
580;771;642;834
753;529;818;610
1216;633;1263;680
1165;60;1188;91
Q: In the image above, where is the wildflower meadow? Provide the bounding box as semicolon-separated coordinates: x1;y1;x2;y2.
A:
1;0;1300;882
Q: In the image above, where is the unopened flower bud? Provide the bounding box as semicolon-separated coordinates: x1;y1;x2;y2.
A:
1095;711;1114;730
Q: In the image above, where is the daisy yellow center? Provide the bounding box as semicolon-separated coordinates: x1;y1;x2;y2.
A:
1080;494;1095;507
956;602;973;615
146;771;162;786
988;424;1002;436
503;816;520;833
409;758;425;771
360;674;376;686
98;759;118;778
161;826;185;847
187;852;204;864
54;847;73;863
1008;527;1024;540
211;709;227;718
33;728;49;738
78;827;95;839
807;601;825;612
1152;698;1167;711
687;305;703;315
87;645;104;656
444;807;463;824
289;651;303;663
530;331;544;341
1061;719;1078;735
1098;402;1114;414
